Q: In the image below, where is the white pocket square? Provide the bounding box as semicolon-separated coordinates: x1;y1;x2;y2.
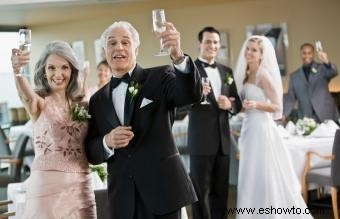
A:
140;98;153;108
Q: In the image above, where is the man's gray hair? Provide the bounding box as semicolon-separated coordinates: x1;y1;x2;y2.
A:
100;21;140;49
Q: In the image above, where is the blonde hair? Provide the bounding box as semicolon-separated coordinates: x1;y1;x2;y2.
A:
243;37;263;84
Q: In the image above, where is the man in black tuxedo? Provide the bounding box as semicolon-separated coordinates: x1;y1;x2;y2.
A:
85;21;201;219
188;26;242;219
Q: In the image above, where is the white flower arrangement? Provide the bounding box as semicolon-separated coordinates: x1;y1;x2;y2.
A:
295;117;318;136
71;104;91;122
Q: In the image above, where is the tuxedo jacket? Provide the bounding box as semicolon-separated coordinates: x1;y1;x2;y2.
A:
85;59;201;218
187;59;242;156
284;62;339;122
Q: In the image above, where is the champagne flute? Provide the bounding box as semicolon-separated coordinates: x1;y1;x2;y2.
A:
201;77;210;105
152;9;169;56
18;29;31;75
19;29;31;53
315;40;323;52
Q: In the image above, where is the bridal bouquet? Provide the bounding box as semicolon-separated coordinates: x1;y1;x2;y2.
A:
295;117;318;136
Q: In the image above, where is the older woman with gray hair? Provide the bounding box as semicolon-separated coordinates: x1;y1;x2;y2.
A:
11;41;96;218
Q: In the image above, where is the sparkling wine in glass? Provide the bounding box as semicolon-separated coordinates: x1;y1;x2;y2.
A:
19;29;31;53
201;77;210;105
315;40;323;52
152;9;169;56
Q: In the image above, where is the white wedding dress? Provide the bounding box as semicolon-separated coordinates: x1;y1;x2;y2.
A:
236;83;313;219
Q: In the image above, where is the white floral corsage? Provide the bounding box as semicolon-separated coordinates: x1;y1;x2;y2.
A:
71;104;91;122
311;67;318;74
128;81;142;102
224;73;234;85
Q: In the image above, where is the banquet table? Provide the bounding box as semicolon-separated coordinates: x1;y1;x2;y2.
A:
171;116;335;186
284;136;334;181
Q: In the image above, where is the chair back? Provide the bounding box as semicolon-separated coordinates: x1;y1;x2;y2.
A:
331;129;340;186
0;127;11;156
9;134;29;181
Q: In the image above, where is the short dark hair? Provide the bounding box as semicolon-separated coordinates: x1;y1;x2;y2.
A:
300;43;314;51
198;26;220;43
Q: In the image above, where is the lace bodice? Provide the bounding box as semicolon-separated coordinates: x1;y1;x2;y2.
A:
32;96;89;173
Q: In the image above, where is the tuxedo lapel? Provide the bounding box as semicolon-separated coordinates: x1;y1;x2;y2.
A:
125;65;147;125
297;68;309;86
308;63;319;89
102;83;121;127
218;65;229;96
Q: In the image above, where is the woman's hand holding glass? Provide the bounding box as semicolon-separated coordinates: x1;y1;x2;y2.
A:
11;49;30;76
12;29;31;76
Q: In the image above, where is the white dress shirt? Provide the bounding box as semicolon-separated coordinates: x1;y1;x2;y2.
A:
199;57;221;100
103;57;189;157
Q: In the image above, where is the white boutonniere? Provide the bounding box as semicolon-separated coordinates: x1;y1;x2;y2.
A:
311;67;318;74
128;81;142;102
224;73;234;85
71;104;91;122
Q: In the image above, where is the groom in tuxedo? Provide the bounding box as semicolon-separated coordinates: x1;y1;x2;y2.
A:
85;21;200;219
187;26;242;219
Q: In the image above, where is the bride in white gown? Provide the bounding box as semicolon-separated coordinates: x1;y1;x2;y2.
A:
234;35;313;219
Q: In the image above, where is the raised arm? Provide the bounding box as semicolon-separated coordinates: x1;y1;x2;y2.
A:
11;49;44;121
317;51;338;80
80;61;90;99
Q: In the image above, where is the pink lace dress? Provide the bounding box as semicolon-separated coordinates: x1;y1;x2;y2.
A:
24;96;96;219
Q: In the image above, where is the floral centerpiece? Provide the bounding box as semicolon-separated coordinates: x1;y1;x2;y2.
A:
295;117;318;136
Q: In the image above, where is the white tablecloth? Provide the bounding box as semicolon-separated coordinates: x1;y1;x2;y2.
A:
7;182;26;219
284;136;334;180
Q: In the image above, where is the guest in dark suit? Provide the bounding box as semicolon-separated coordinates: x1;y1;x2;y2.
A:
187;26;242;219
85;21;201;219
284;43;339;122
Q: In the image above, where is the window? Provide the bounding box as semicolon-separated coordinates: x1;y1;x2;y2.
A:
0;28;26;125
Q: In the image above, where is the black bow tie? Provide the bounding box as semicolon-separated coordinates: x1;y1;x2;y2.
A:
200;61;217;69
110;73;132;91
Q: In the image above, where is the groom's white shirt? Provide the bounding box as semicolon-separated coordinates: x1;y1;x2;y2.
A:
103;58;189;157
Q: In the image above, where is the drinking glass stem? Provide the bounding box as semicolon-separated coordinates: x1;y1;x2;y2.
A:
160;38;166;52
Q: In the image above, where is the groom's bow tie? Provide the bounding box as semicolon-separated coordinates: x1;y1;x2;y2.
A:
110;73;132;90
200;61;217;69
